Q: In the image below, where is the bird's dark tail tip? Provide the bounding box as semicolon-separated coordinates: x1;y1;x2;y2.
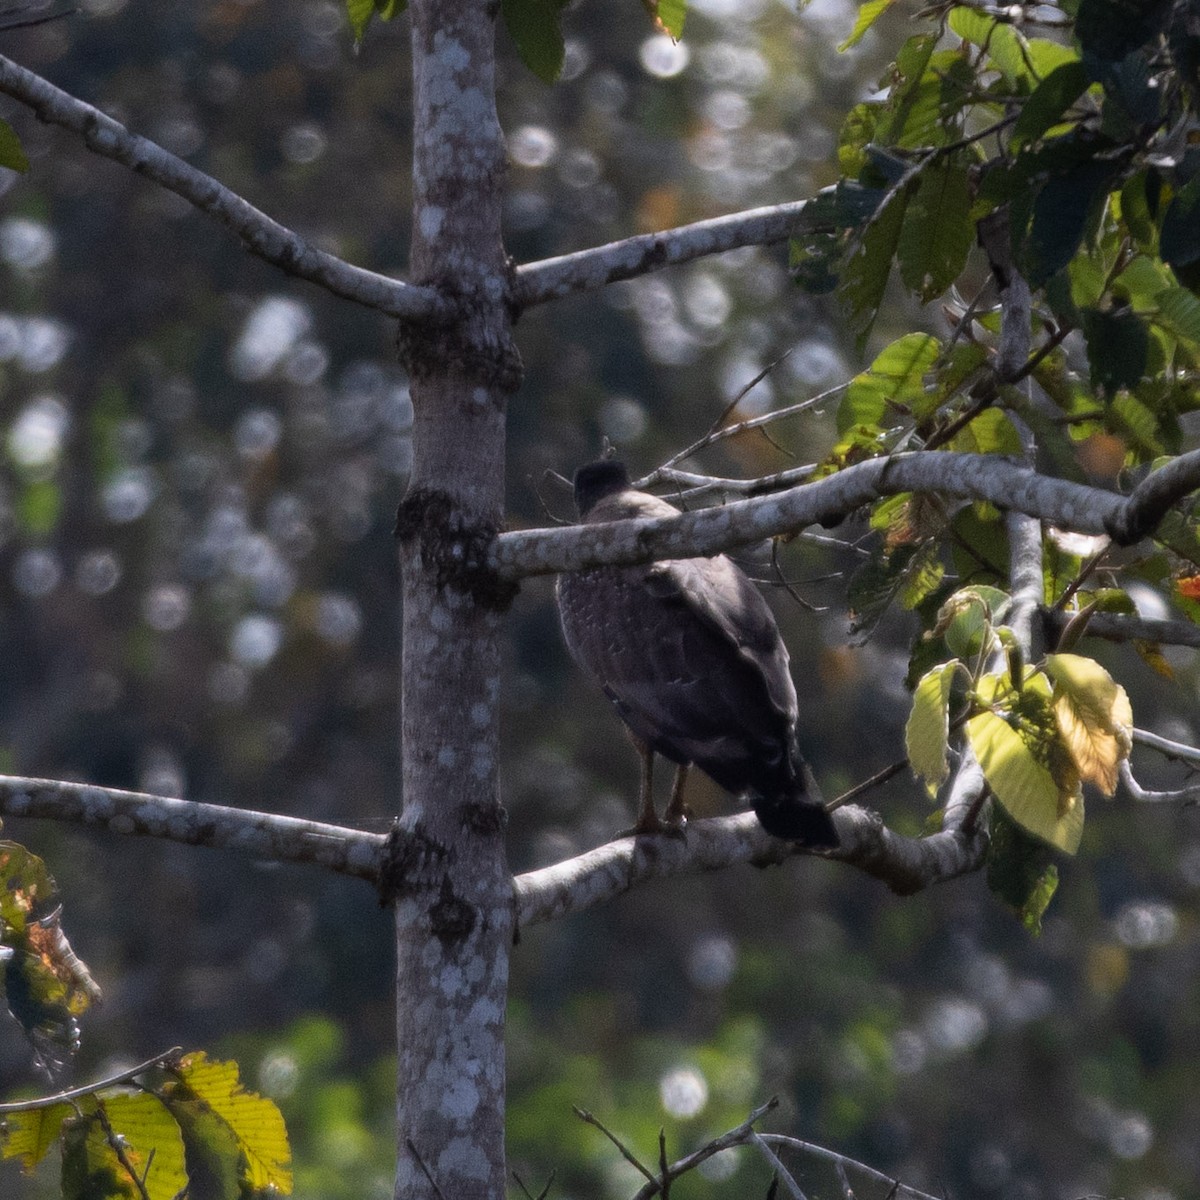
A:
752;793;840;848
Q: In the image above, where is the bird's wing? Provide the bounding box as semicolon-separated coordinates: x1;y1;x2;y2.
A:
557;564;778;753
645;556;798;724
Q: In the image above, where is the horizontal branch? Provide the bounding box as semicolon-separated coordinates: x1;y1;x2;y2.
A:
514;795;987;927
0;55;446;321
513;199;821;308
1044;608;1200;649
0;776;385;879
494;449;1200;580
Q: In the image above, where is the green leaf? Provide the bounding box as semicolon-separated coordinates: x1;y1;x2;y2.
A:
838;332;939;436
1107;391;1162;456
0;118;28;174
847;542;942;642
906;662;958;796
987;807;1060;935
1082;306;1149;394
950;407;1024;457
840;185;909;343
969;671;1085;854
1013;61;1090;147
897;156;974;301
648;0;687;38
940;585;1010;659
969;709;1084;854
839;0;896;50
1154;286;1200;348
502;0;571;83
879;34;937;145
0;1102;71;1169
947;7;1044;88
167;1053;292;1194
61;1096;187;1200
344;0;405;41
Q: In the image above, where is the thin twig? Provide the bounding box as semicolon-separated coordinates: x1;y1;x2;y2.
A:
1050;543;1113;613
628;1099;780;1200
759;1134;943;1200
827;760;909;810
0;1048;183;1113
573;1107;657;1185
750;1132;809;1200
649;383;849;481
95;1103;152;1200
1120;760;1200;805
1133;727;1200;767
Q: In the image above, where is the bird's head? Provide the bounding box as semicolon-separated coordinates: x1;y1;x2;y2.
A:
573;459;631;517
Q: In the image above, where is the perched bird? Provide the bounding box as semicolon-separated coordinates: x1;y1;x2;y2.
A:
556;459;839;847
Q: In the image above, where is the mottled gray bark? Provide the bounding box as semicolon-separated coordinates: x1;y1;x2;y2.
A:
0;776;384;877
390;5;518;1199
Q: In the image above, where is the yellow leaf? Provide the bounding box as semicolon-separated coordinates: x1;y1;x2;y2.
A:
174;1053;292;1193
906;662;958;796
968;709;1084;854
1045;653;1133;796
0;1102;71;1169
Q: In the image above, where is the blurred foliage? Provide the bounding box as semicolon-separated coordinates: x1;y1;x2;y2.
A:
0;1;1196;1199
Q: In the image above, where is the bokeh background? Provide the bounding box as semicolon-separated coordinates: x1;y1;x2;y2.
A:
0;1;1198;1197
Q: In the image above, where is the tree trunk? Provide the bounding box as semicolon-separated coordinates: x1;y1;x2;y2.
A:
392;4;519;1198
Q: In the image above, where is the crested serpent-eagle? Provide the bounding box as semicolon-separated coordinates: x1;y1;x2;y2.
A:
556;459;839;847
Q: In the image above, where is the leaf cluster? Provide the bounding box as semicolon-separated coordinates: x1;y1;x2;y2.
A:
0;1053;292;1200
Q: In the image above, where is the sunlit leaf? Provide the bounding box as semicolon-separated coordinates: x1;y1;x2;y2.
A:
61;1095;187;1200
969;671;1084;854
839;0;896;50
344;0;405;41
947;7;1038;87
644;0;686;38
1044;652;1132;795
838;333;939;435
167;1053;292;1193
907;662;958;796
949;407;1023;457
969;707;1083;853
0;1102;71;1169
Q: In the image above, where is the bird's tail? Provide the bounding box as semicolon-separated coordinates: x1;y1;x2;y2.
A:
751;764;838;847
752;791;839;846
